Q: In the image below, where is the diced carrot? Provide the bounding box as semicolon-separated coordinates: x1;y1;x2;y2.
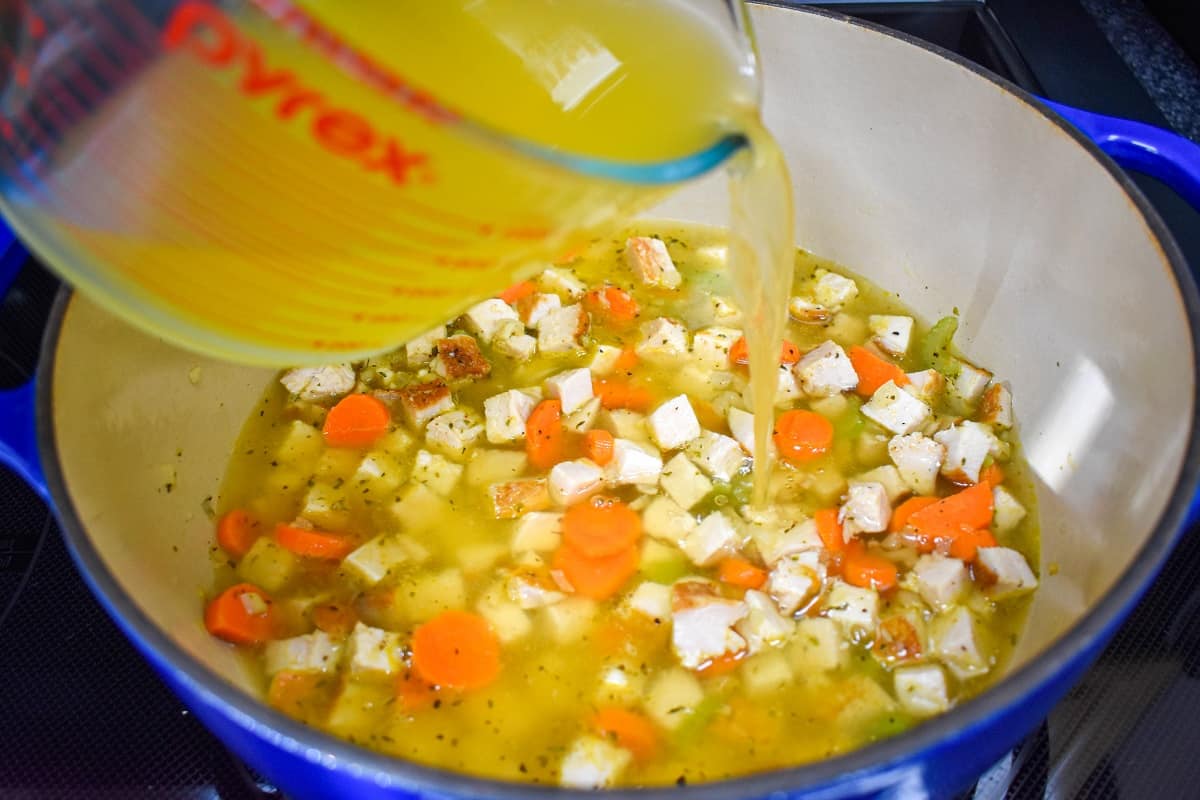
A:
216;509;259;558
593;379;653;411
979;463;1005;487
498;280;536;304
613;347;639;372
411;610;502;690
698;650;745;678
204;583;276;644
583;286;640;324
717;557;767;589
848;346;910;397
948;528;997;561
395;670;439;713
311;601;358;637
772;409;834;463
275;523;357;561
553;543;639;600
729;336;801;367
322;393;390;448
842;540;899;591
583;429;615;466
526;399;566;470
267;670;323;718
907;483;994;541
889;496;939;533
592;707;660;762
563;496;641;557
814;508;845;554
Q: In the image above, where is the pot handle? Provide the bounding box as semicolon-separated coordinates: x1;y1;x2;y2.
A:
1044;100;1200;212
0;228;48;502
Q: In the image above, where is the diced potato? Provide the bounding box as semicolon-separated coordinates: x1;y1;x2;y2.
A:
237;537;298;593
456;541;507;574
835;674;898;728
741;651;793;695
300;481;351;530
343;534;428;586
389;483;451;531
641;495;697;543
352;451;407;497
314;449;362;482
659;453;712;510
476;583;532;643
596;662;647;705
624;582;672;620
398;568;467;623
326;681;391;737
643;667;705;730
411;449;464;497
560;735;632;790
466;449;529;487
598;408;649;442
789;617;845;672
563;396;602;434
512;511;564;553
894;664;950;717
275;420;324;471
992;486;1027;533
541;597;597;643
824;580;880;634
347;622;404;678
264;630;343;676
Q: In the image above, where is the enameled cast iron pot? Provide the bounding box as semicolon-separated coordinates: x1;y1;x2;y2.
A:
3;5;1200;799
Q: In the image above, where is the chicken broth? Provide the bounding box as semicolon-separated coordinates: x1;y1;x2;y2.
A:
209;224;1039;788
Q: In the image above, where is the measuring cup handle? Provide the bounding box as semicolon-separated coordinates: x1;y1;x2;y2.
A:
0;223;48;502
1044;100;1200;212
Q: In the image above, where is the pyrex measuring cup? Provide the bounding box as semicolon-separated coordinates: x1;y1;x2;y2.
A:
0;0;756;365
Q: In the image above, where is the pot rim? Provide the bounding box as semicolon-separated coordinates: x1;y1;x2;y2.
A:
36;5;1200;798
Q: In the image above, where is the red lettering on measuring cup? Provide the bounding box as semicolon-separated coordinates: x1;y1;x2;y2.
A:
162;1;237;65
364;138;429;187
314;110;374;157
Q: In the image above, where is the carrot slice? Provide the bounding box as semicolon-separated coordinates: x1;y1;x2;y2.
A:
563;496;641;558
948;528;997;561
583;429;615;466
395;670;439;712
553;543;639;600
411;610;502;690
698;650;746;678
814;507;845;554
322;393;390;448
312;601;358;637
592;707;659;762
204;583;276;644
907;483;994;540
275;523;356;560
842;541;899;591
267;670;323;718
773;410;834;463
498;280;536;304
890;496;939;533
583;286;639;324
717;557;767;589
979;463;1005;487
729;336;801;367
526;399;566;470
612;347;639;373
593;379;653;411
848;346;910;397
216;509;259;558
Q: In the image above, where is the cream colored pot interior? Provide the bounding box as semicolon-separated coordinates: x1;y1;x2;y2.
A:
50;6;1192;702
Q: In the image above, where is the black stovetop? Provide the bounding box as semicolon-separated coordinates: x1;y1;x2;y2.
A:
1;1;1198;798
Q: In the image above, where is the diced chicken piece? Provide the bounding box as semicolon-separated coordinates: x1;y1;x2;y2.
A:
682;511;740;566
280;365;355;402
975;547;1039;599
888;433;945;496
548;459;605;506
660;453;713;510
868;315;915;357
624;236;682;289
824;579;880;633
347;622;403;678
412;449;463;496
492;320;537;361
264;630;343;676
564;396;602;434
483;389;537;444
596;663;645;705
851;466;909;504
979;382;1014;429
605;438;663;487
768;550;825;614
433;334;491;381
590;344;624;376
512;511;564;553
792;340;858;397
736;589;795;654
952;361;993;404
538;303;589;353
647;394;701;451
599;408;649;441
397;380;455;429
710;295;742;324
812;269;859;310
671;580;749;669
789;617;845;671
930;606;988;679
726;407;756;457
894;664;950;717
424;409;484;460
506;559;565;609
875;613;926;665
476;583;532;643
788;295;833;325
538;267;587;300
625;581;672;620
934;421;998;483
911;554;969;609
692;327;743;370
636;317;690;364
545;368;594;415
862;380;931;435
687;431;747;482
839;482;891;537
516;292;561;329
642;495;697;543
751;516;823;566
462;298;521;343
489;478;551;519
404;326;446;368
542;597;597;643
772;365;804;406
644;668;704;731
904;369;946;404
992;486;1027;532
